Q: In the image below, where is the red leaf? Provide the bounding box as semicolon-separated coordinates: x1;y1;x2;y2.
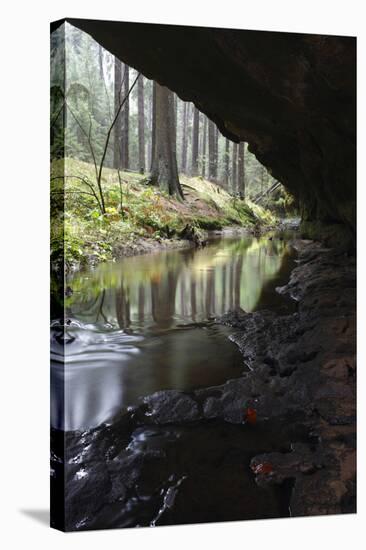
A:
245;407;257;425
251;462;273;475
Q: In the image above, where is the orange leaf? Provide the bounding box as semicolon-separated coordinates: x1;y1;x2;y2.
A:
251;462;273;475
245;407;257;425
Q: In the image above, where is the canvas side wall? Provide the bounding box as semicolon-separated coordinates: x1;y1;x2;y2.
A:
50;20;66;532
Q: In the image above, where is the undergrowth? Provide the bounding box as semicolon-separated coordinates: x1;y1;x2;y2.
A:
51;158;277;267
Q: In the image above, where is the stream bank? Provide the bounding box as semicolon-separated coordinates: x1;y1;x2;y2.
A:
219;240;356;516
52;158;282;274
58;223;286;274
51;237;355;530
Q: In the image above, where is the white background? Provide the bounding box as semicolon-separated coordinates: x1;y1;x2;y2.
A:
0;0;364;548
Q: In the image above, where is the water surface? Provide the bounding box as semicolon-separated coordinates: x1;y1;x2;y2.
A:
51;232;296;431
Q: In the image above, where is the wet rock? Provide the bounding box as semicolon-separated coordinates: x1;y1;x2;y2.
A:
108;451;144;489
199;377;252;424
250;443;323;487
58;238;356;528
65;463;111;529
179;224;206;248
144;390;201;424
217;239;356;515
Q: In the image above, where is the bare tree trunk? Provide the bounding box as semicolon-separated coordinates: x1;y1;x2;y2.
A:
150;80;156;171
215;126;219;182
191;106;200;176
138;285;145;324
261;165;265;195
201;115;207;178
205;268;216;318
223;138;230;190
181;102;188;173
221;265;227;313
116;284;131;330
208;119;217;181
113;58;122;169
98;45;104;80
190;277;197;321
137;76;145;174
234;257;243;307
151;270;178;329
150;83;184;199
173;94;178;127
229;259;234;309
121;64;129;169
238;142;245;199
232;143;238;195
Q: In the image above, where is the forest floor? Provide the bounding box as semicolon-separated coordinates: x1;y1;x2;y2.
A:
51;158;277;271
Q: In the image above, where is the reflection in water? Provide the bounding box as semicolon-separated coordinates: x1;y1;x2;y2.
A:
51;234;296;431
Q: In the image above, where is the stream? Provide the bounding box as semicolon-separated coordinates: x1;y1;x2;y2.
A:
51;229;296;431
51;226;301;530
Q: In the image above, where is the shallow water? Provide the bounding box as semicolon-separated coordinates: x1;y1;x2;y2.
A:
51;231;296;431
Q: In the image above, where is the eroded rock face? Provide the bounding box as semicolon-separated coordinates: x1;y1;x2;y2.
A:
219;240;356;516
60;19;356;237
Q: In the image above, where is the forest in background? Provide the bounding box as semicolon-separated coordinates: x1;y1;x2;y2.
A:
51;23;297;268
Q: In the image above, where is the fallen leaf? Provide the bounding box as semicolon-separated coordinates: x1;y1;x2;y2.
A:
251;462;273;475
245;407;257;425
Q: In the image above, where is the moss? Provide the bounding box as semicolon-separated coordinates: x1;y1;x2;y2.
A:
51;158;278;266
194;217;223;230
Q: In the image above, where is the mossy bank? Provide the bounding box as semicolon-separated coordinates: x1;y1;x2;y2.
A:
51;158;277;272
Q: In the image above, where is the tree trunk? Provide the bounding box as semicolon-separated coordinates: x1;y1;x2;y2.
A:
116;284;131;330
205;268;216;318
238;142;245;199
215;126;219;182
221;265;227;312
151;270;178;329
121;64;129;169
261;165;265;195
173;94;178;128
181;102;188;173
150;80;156;171
208;119;216;181
191;106;199;176
98;45;104;80
138;285;145;324
150;83;184;199
224;138;230;189
113;58;122;169
137;76;145;174
201;115;207;178
190;277;197;321
234;257;243;308
232;142;238;195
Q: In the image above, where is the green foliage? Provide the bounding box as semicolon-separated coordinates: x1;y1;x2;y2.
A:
194;217;223;230
51;158;278;268
264;187;299;217
50;24;291;270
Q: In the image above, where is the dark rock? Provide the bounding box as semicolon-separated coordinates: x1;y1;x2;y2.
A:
65;463;111;529
58;239;356;528
179;224;205;248
143;390;201;424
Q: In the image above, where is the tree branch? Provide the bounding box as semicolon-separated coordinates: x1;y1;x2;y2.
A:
97;71;140;203
51;175;103;212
